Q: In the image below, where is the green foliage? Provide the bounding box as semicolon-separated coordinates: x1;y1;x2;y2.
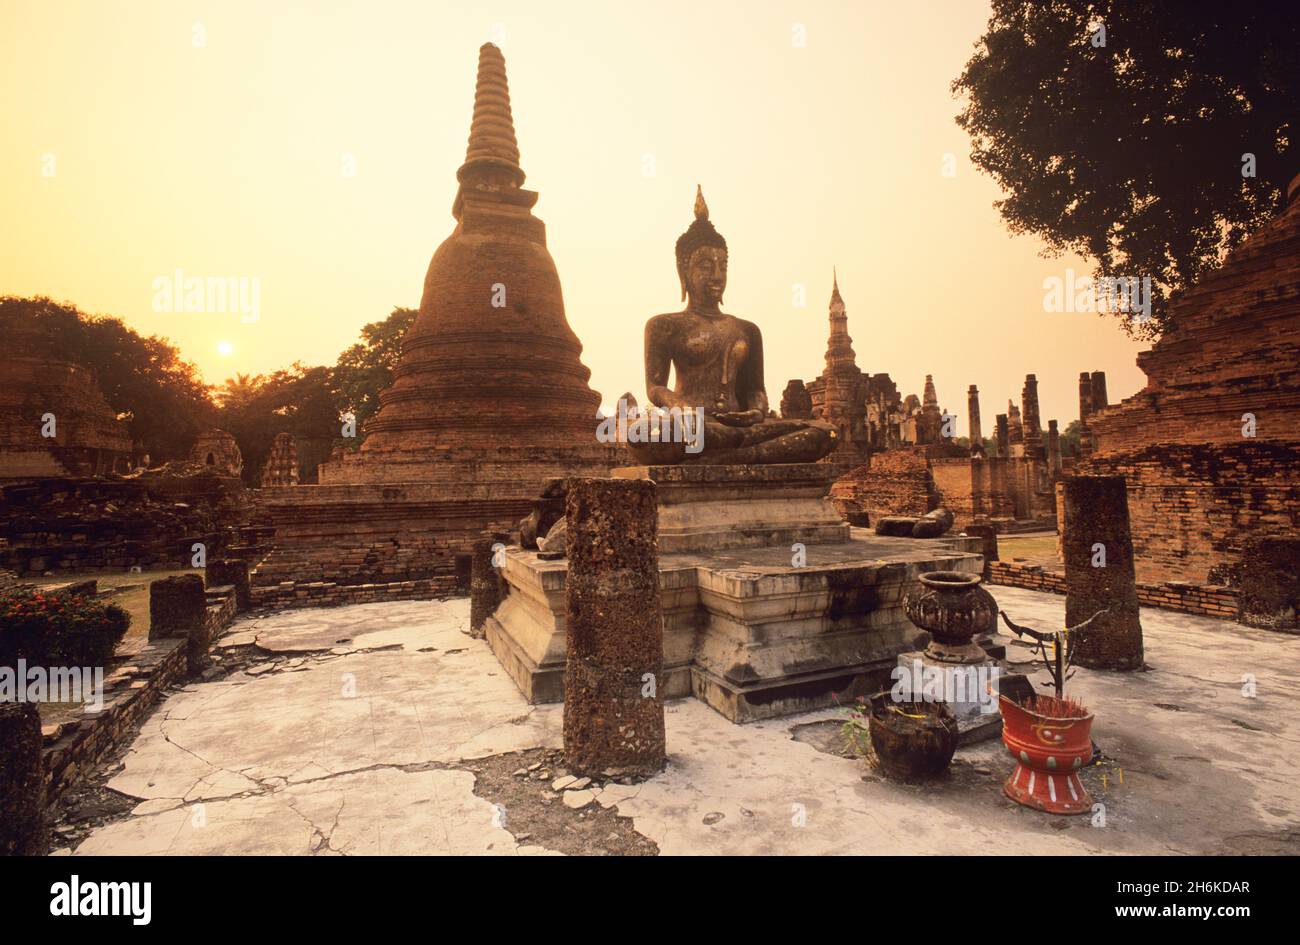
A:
0;588;131;668
1;296;216;461
953;1;1297;339
4;297;419;476
332;306;418;438
1059;419;1085;456
215;364;338;484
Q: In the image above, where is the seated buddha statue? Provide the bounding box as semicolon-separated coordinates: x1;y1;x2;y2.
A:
624;187;838;465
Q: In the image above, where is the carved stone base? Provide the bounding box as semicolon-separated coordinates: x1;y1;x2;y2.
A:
610;463;850;553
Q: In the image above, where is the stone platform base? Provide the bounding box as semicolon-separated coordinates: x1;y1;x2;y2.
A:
485;534;983;722
611;464;850;553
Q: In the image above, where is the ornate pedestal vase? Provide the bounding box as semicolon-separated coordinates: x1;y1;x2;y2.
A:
998;695;1094;815
903;571;997;664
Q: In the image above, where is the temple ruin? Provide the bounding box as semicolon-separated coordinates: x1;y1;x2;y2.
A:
0;315;132;479
792;279;1062;531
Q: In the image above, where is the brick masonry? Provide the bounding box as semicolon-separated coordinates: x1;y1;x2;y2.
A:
1082;182;1299;585
987;560;1240;620
251;575;459;610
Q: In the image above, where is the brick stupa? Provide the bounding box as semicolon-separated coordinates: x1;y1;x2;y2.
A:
255;44;616;598
807;273;869;466
319;42;608;485
1080;173;1300;583
0;313;132;479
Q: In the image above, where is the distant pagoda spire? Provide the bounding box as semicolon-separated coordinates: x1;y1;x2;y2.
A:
824;269;857;370
923;374;939;408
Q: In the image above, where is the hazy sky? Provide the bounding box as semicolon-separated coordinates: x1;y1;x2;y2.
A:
1;0;1147;433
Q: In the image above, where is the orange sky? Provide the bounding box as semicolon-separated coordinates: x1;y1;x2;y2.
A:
0;0;1147;434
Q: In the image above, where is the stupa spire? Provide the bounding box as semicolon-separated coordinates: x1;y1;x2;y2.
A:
824;272;856;369
923;375;939;408
457;43;525;191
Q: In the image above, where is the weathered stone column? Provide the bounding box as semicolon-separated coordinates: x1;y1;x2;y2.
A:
0;701;47;855
967;385;983;456
207;558;250;611
149;574;206;640
1090;371;1108;411
964;522;999;578
1008;402;1025;456
563;478;665;777
1061;476;1144;670
1047;419;1062;478
1021;375;1044;459
1078;372;1097;456
469;532;510;639
995;414;1010;457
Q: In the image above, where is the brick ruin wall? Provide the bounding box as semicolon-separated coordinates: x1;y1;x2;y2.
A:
987;560;1241;621
930;457;1020;527
40;581;242;810
828;448;933;524
1077;442;1300;584
251;483;535;605
831;449;1049;530
0;474;268;577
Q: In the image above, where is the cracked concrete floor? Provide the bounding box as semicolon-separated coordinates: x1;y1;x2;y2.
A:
68;588;1300;855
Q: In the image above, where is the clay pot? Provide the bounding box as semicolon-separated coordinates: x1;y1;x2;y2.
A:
903;570;997;663
867;692;959;780
998;694;1094;815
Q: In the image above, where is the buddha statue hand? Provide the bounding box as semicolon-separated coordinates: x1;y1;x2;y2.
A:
710;408;764;427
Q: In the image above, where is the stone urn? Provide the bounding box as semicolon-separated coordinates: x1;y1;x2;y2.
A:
867;691;958;780
903;570;997;664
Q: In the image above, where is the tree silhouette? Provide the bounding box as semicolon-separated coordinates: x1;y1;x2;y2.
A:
953;0;1298;338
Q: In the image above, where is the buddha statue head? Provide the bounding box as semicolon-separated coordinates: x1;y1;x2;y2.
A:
675;186;728;305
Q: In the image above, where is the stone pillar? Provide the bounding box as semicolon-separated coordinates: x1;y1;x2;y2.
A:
207;558;250;611
469;532;510;639
1060;476;1144;670
995;414;1009;457
967;385;983;456
1047;419;1062;478
1090;371;1108;412
964;523;999;578
1007;402;1024;456
0;702;47;855
563;478;665;778
1021;375;1043;459
1078;372;1094;420
1078;372;1096;457
149;574;206;640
